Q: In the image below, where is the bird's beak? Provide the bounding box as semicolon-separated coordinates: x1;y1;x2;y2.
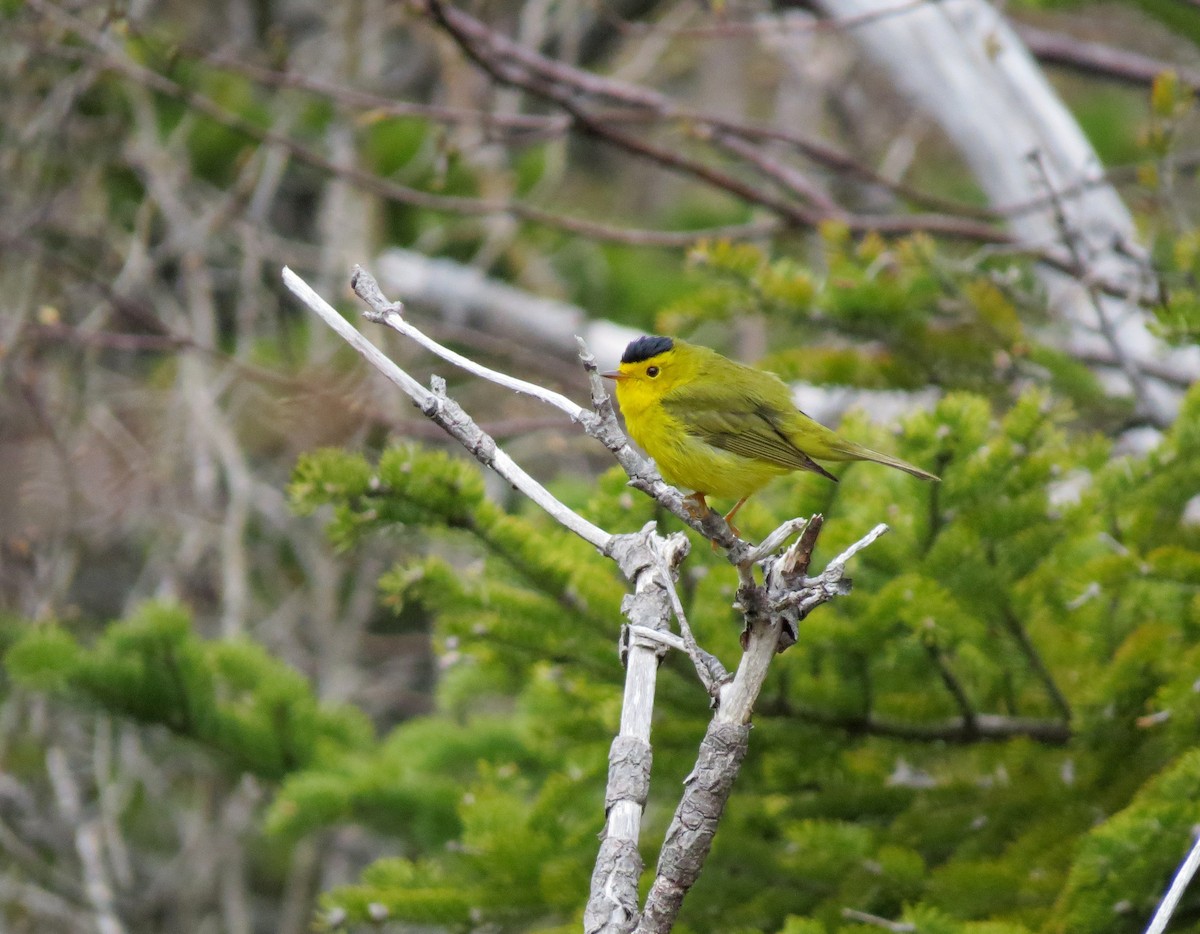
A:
601;371;628;381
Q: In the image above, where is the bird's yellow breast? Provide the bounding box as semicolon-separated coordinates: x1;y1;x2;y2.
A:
618;391;787;500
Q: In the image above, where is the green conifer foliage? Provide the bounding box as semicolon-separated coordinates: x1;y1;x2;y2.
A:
665;236;1127;422
1055;748;1200;933
7;380;1200;932
7;603;373;780
261;381;1200;931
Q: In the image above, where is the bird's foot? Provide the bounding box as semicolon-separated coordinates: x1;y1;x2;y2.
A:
681;493;726;552
711;515;742;552
683;493;749;551
722;496;750;540
682;492;710;520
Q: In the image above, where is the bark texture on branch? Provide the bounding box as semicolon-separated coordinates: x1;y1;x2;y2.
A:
585;529;689;933
630;517;887;933
636;722;751;934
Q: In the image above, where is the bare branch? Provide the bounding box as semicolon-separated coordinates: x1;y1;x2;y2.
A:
350;265;588;421
637;518;889;934
627;625;688;654
588;526;690;934
653;551;730;697
842;907;917;932
828;522;890;570
1027;148;1157;418
201;52;571;133
281;267;613;553
744;517;810;565
1145;833;1200;934
635;718;751;934
760;698;1073;745
287;266;691;933
1016;22;1200;92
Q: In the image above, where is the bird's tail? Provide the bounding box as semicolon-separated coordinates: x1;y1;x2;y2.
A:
826;441;941;482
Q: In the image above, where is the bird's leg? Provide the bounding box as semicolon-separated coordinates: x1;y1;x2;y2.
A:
683;493;725;552
682;492;710;520
722;496;751;539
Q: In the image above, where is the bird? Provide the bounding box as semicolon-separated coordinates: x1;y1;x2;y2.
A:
603;335;939;535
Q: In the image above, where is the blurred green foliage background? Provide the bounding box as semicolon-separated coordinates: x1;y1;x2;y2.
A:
2;0;1199;932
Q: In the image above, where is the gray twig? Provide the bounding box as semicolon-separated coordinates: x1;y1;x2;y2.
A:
842;907;917;932
636;518;889;934
1145;832;1200;934
1027;148;1157;420
653;551;729;698
283;267;612;552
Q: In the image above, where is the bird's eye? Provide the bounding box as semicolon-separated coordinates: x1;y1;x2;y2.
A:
646;366;660;378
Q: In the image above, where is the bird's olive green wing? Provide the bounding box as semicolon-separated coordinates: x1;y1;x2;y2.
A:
661;383;838;482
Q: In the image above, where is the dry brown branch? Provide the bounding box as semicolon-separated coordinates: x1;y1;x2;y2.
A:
1016;22;1200;91
414;0;1165;299
760;697;1072;745
35;2;777;249
39;0;1176;302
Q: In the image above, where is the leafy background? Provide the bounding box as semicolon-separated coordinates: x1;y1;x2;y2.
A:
2;1;1200;932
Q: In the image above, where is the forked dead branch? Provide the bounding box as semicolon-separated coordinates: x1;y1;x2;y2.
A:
283;266;890;933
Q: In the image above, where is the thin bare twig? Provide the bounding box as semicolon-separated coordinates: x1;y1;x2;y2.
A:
841;907;917;932
282;267;613;553
759;697;1072;745
744;517;810;565
1016;22;1200;93
351;268;589;420
924;641;977;736
1027;149;1157;419
200;53;570;133
1145;833;1200;934
614;0;936;37
653;551;730;697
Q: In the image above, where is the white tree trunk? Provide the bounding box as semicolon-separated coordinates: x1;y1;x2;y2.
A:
811;0;1199;424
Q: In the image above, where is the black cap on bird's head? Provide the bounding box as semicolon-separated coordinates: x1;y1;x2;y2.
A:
621;335;674;364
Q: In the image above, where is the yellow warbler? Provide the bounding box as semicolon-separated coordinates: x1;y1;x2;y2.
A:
603;335;938;530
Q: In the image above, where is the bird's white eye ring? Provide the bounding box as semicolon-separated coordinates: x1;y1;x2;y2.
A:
646;366;660;377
